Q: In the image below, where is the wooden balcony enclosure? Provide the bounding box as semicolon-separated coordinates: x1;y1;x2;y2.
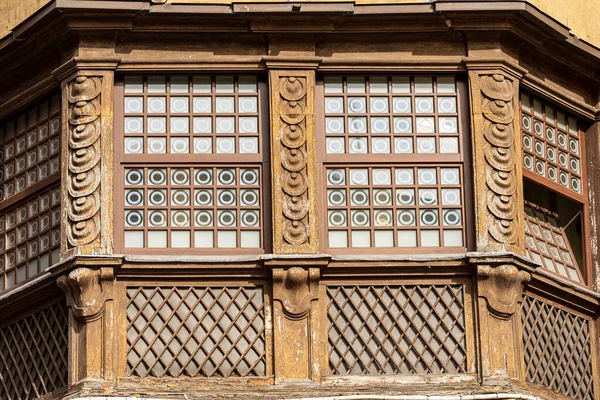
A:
0;1;599;399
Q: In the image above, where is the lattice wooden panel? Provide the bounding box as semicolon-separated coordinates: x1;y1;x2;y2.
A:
328;284;466;375
0;301;68;400
127;286;266;378
522;296;594;400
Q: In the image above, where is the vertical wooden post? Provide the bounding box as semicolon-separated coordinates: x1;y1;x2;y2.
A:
268;68;324;381
55;65;118;390
468;70;525;255
468;67;530;382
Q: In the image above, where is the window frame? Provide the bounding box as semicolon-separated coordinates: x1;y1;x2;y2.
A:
316;74;474;254
0;93;62;290
113;74;272;255
519;91;593;286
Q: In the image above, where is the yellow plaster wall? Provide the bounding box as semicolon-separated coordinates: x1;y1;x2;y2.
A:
528;0;600;47
0;0;51;39
1;0;599;48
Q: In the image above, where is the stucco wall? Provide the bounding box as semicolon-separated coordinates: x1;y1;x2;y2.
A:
0;0;51;39
1;0;600;48
528;0;600;47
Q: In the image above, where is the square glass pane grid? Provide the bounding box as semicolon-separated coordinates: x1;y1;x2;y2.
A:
0;95;61;200
524;201;582;283
0;185;61;290
123;75;261;155
521;93;582;196
323;76;460;155
325;166;465;248
124;166;262;249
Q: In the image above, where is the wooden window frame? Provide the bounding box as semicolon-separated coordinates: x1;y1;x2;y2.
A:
519;92;593;286
114;75;272;255
316;74;474;254
0;93;62;291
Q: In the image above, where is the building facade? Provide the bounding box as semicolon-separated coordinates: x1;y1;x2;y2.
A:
0;0;599;399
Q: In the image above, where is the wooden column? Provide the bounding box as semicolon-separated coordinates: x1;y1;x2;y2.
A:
60;70;114;258
468;70;525;255
57;260;120;386
55;64;118;390
475;262;530;381
268;67;324;382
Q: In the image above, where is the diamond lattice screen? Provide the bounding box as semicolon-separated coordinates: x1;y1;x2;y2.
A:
522;296;594;400
127;286;266;378
0;301;68;400
328;284;466;375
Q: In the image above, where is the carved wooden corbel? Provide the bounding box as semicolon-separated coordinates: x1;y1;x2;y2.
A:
57;267;114;321
273;267;319;319
478;264;530;318
272;266;323;380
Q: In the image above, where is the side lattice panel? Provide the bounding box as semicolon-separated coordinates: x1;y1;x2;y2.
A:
522;296;594;400
127;286;266;378
327;284;466;375
0;301;68;400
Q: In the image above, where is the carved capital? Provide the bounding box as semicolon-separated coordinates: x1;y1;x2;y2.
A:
57;267;114;321
477;264;530;317
273;267;319;319
66;75;103;248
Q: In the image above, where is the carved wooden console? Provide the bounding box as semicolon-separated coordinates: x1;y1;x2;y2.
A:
57;259;120;386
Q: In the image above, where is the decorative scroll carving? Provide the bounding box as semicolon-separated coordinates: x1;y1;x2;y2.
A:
273;267;319;319
279;77;310;246
67;76;102;247
481;74;518;245
477;264;530;317
57;267;113;321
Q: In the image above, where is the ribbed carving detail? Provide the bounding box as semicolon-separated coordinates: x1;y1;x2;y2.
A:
481;74;518;244
279;76;310;246
67;76;102;246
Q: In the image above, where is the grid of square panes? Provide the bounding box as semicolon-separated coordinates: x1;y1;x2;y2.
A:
323;76;459;155
524;201;582;283
123;166;262;249
123;75;260;155
325;166;465;248
0;185;61;290
521;94;582;196
0;95;61;200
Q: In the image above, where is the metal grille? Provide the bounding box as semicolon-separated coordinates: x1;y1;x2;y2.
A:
127;286;266;378
522;296;594;400
0;301;68;400
328;284;466;375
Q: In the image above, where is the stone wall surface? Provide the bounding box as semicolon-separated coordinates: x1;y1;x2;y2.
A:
1;0;600;48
